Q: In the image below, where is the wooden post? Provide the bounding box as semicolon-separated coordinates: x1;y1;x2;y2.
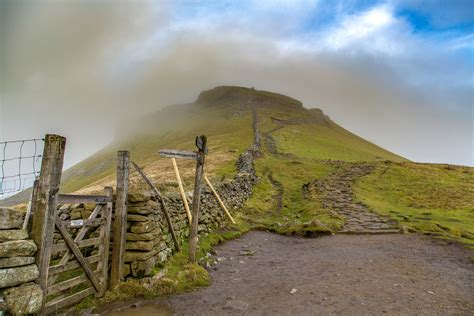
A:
30;134;66;301
130;161;180;252
204;175;236;224
24;178;39;231
99;186;113;296
189;135;207;263
172;158;192;224
111;151;129;288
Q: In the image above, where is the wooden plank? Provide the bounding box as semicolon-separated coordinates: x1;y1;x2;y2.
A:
158;149;197;160
30;134;66;311
66;218;104;229
48;255;101;276
51;237;102;256
172;158;192;224
111;151;129;288
130;161;180;252
98;186;113;297
204;175;236;224
58;194;111;204
189;135;207;263
55;215;101;292
44;287;95;314
47;274;89;296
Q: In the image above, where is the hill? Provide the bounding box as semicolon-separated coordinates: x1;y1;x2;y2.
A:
2;86;472;246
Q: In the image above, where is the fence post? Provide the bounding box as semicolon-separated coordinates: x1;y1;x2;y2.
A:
111;150;129;288
30;134;66;301
189;135;207;263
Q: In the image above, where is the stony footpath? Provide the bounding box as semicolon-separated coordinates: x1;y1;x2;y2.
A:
306;163;399;234
0;207;43;314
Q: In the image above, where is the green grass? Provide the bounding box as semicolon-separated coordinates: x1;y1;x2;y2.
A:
355;162;474;245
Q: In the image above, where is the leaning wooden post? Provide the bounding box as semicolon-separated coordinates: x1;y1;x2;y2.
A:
189;135;207;263
172;158;192;224
111;151;129;288
30;134;66;301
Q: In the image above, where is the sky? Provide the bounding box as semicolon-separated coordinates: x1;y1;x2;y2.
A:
0;0;473;170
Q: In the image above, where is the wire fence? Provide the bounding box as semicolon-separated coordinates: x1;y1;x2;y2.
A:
0;138;44;200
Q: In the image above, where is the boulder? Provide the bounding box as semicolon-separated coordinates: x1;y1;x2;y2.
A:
0;229;29;242
0;240;37;258
1;282;43;314
0;264;39;288
0;208;23;230
131;256;156;277
0;257;35;268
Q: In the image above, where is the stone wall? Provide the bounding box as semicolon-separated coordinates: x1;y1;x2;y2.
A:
0;208;43;314
124;149;258;277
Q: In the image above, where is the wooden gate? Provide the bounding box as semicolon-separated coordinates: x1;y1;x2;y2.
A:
42;191;113;314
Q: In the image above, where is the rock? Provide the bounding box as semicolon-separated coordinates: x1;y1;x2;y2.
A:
126;228;161;241
1;282;43;314
157;250;168;263
127;214;152;222
128;192;152;203
70;209;82;220
131;256;156;277
0;264;39;288
128;200;159;215
0;240;37;258
123;263;131;277
290;288;298;294
0;229;29;242
81;209;92;220
0;257;35;268
124;249;157;262
126;240;157;251
130;221;157;234
223;300;249;312
0;208;23;230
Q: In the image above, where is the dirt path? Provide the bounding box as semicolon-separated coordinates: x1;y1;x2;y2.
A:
306;163;399;234
162;231;473;315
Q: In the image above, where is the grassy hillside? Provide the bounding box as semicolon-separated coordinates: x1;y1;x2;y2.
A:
355;162;474;245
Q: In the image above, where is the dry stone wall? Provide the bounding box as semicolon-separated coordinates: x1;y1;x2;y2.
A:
0;208;43;314
124;149;258;278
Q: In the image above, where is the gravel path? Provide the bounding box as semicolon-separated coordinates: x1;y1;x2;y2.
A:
165;231;473;315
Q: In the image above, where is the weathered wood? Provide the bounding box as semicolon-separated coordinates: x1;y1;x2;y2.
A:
30;134;66;308
23;178;39;230
66;218;103;229
44;287;94;314
189;135;207;263
51;237;102;256
158;149;197;160
111;151;129;288
204;175;236;224
55;215;101;292
47;274;89;296
130;161;180;252
98;186;113;296
48;255;101;276
172;158;192;224
58;194;111;204
49;204;102;285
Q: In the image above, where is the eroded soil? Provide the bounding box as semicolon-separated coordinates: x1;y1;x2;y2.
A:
163;231;473;315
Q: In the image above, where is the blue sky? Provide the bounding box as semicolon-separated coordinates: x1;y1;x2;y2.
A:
1;0;473;166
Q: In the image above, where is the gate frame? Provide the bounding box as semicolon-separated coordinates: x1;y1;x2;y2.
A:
29;135;129;312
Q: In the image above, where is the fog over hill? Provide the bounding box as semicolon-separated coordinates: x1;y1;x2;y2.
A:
1;1;472;167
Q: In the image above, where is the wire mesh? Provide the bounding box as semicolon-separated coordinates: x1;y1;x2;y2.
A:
0;138;44;200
